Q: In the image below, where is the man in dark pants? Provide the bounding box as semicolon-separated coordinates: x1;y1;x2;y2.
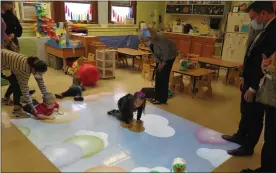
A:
222;1;276;157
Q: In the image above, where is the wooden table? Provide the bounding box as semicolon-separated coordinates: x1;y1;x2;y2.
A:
151;63;214;94
45;43;85;72
70;34;99;57
117;48;151;67
198;57;241;85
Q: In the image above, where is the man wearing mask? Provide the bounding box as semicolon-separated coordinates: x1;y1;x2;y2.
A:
222;1;276;157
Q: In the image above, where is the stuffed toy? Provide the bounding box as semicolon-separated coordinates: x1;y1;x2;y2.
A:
66;57;87;76
179;59;195;71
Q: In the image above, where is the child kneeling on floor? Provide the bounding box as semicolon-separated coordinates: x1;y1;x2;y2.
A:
23;93;60;120
55;75;84;101
108;91;146;128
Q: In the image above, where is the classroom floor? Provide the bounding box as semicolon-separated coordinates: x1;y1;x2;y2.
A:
2;67;262;172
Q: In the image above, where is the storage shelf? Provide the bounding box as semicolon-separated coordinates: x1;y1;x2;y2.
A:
96;59;114;62
96;49;116;79
167;4;225;6
168;13;224;17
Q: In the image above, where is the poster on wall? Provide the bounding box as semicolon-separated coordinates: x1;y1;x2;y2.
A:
20;2;37;21
20;2;51;21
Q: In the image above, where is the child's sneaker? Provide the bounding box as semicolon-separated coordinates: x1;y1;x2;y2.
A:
12;108;31;118
1;98;13;106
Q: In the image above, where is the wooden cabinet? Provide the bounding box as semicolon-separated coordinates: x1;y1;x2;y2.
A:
165;33;217;57
202;44;215;57
191;41;202;56
178;38;192;55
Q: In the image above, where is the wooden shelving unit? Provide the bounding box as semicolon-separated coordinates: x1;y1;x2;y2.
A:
96;49;117;79
166;3;230;17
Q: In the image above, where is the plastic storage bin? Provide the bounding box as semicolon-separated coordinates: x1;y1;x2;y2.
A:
48;54;63;70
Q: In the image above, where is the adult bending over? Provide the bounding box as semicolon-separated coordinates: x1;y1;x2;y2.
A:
1;49;48;117
140;27;178;104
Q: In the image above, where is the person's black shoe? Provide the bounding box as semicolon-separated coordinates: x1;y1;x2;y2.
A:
55;94;63;99
241;167;262;172
29;90;36;95
107;109;116;115
227;146;254;156
74;96;84;101
222;134;244;145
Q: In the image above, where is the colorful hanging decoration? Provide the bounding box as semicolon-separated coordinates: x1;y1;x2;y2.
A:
33;3;56;39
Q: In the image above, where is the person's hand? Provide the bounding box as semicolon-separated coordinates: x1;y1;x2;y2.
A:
49;115;56;120
54;108;58;112
8;33;15;41
125;123;132;128
244;89;255;102
158;62;165;71
261;54;272;73
31;107;38;115
137;120;144;125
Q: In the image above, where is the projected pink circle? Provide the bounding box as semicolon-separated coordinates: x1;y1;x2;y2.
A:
195;128;229;145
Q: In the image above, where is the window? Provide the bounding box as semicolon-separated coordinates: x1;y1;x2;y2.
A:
52;1;98;23
108;1;137;24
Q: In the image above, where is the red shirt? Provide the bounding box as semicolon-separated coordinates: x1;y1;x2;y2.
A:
36;103;59;116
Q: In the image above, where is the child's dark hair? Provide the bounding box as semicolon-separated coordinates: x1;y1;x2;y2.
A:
133;91;146;112
27;56;48;73
73;75;82;85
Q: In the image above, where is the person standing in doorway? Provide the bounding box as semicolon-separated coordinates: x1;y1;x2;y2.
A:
140;27;178;104
222;1;276;157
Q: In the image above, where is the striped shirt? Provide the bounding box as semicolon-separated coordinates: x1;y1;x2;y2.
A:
1;49;47;107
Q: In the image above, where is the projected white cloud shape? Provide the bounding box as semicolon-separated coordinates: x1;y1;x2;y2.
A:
131;166;170;172
141;114;175;138
196;148;231;167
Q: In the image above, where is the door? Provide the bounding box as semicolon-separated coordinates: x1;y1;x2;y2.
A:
191;41;202;56
201;44;214;57
178;39;191;55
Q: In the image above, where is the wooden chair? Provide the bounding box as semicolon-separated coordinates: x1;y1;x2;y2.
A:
195;74;213;99
169;55;185;92
141;57;155;81
205;55;222;79
116;52;128;68
234;65;243;88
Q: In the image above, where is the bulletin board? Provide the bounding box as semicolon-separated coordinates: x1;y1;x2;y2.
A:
20;2;51;21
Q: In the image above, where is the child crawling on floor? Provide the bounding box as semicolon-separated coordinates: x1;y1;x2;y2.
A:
55;75;84;101
107;91;146;128
23;92;60;120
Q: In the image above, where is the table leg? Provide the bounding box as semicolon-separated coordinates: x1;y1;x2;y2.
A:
63;58;67;73
132;56;135;68
192;77;197;94
225;68;230;86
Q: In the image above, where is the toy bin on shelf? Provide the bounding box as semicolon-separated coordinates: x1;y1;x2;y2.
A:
96;49;117;79
48;54;63;70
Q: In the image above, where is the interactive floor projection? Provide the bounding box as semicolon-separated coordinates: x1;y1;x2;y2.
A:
11;92;239;172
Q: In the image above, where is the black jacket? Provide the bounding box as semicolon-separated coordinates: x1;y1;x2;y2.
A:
242;17;276;91
1;10;22;38
117;94;143;124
